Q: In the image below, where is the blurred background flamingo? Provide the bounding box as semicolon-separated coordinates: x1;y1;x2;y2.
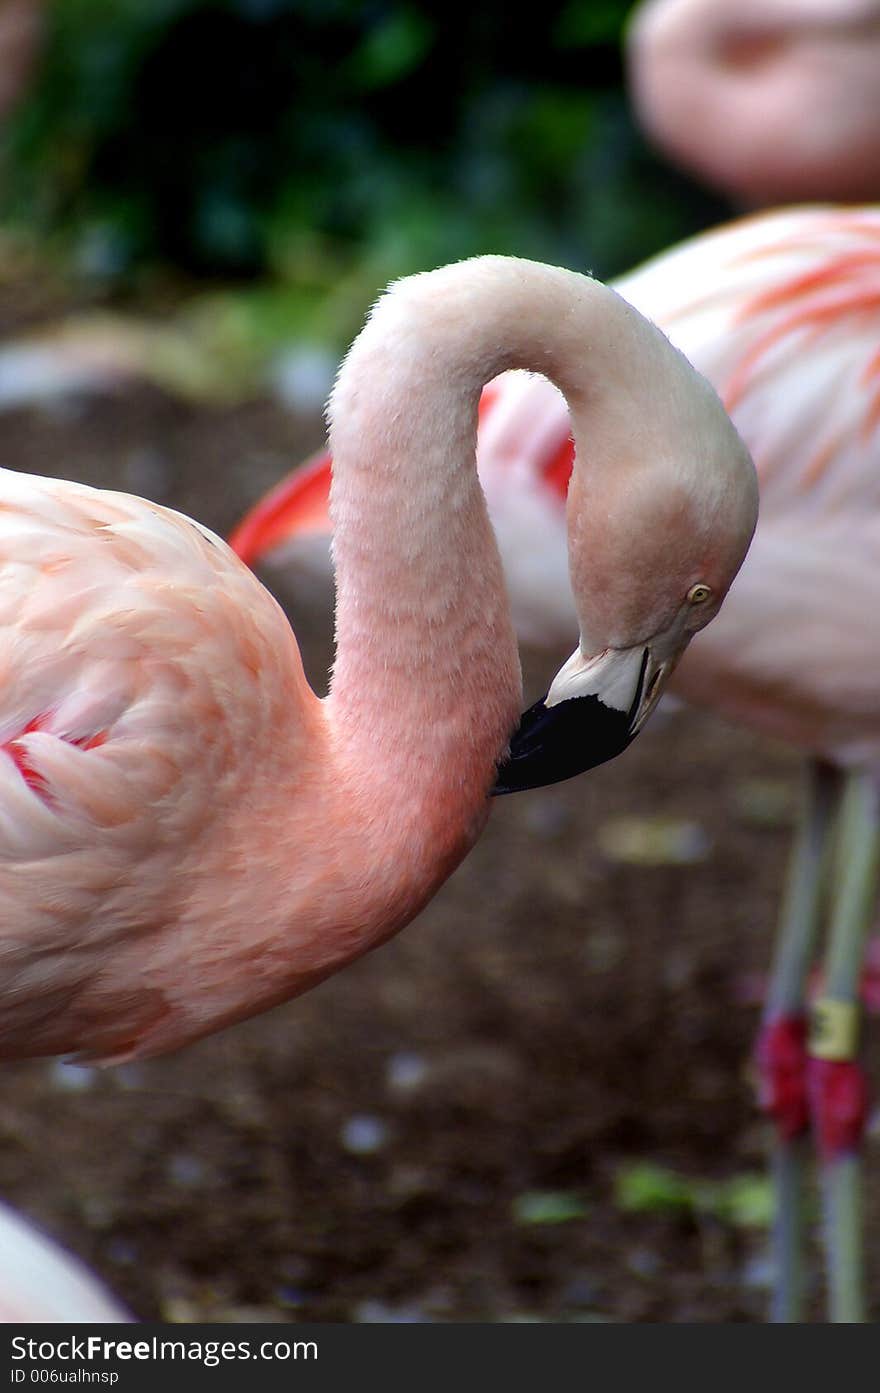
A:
626;0;880;206
232;204;880;1321
624;0;880;1321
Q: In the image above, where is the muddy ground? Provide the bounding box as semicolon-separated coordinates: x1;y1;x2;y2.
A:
0;359;877;1323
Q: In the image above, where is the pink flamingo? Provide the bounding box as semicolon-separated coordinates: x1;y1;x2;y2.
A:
626;0;880;206
0;1201;129;1321
231;206;880;1321
0;255;756;1072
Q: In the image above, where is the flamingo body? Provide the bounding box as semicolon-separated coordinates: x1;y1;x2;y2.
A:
1;470;324;1061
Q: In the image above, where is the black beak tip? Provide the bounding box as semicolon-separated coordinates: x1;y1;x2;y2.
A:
491;692;637;796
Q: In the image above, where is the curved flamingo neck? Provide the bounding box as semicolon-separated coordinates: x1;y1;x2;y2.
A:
322;258;690;845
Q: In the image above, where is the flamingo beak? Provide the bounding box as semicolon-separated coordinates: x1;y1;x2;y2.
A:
492;641;674;795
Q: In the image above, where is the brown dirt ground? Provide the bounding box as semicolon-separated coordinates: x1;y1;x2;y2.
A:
0;363;877;1324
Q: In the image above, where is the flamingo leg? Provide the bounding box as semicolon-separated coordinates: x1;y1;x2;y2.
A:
756;759;842;1323
808;770;878;1324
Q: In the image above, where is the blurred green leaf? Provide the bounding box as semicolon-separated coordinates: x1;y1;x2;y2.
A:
615;1162;695;1214
347;7;434;90
615;1162;773;1229
554;0;630;47
513;1190;590;1225
711;1174;775;1229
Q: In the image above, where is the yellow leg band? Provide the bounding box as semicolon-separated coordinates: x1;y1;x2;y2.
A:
808;997;860;1061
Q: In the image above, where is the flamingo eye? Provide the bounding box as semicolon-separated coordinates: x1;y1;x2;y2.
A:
687;583;713;605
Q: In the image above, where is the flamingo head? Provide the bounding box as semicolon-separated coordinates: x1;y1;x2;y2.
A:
495;363;758;792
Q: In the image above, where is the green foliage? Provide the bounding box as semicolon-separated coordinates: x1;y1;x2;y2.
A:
554;0;630;47
2;0;729;342
614;1162;774;1229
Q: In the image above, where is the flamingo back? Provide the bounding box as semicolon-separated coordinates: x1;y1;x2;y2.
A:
0;467;321;1061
